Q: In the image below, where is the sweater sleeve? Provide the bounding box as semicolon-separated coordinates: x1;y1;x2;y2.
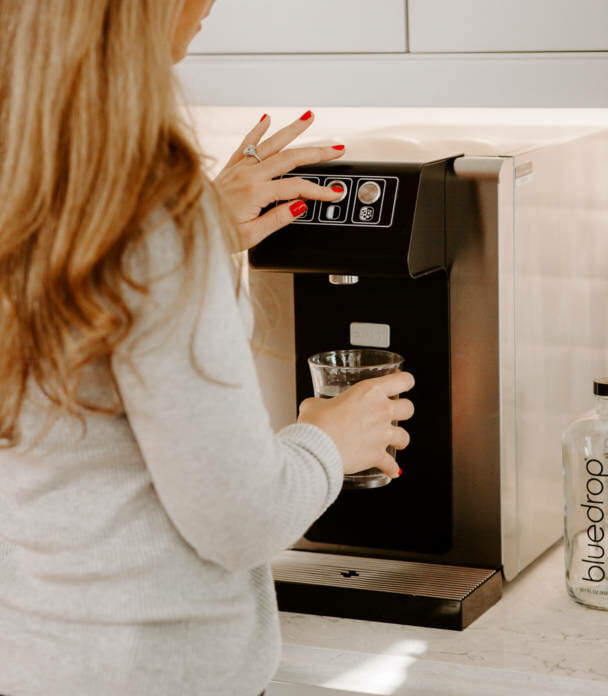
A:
111;195;343;572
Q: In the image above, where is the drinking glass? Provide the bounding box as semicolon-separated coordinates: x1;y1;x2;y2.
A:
308;349;405;490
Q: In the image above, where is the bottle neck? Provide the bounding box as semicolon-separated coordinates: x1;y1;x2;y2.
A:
595;396;608;417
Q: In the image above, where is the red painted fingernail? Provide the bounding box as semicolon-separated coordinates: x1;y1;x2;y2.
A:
398;468;403;476
300;110;313;121
331;186;343;192
290;201;307;217
332;144;345;151
259;113;268;122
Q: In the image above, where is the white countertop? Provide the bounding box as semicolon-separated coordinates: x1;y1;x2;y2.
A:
270;541;608;695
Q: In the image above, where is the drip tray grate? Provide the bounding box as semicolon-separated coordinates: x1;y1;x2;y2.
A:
272;551;502;630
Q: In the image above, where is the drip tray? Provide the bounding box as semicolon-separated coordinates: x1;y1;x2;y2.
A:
272;550;502;631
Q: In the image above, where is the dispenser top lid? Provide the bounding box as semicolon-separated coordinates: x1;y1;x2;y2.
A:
593;379;608;396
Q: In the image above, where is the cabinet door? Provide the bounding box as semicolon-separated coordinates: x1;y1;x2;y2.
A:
188;0;407;54
409;0;608;52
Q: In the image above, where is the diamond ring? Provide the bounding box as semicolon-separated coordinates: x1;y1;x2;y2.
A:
242;144;263;163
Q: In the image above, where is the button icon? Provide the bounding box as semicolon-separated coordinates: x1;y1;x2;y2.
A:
326;205;341;220
359;206;375;222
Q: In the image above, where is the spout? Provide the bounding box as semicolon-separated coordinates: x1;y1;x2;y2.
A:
329;275;359;285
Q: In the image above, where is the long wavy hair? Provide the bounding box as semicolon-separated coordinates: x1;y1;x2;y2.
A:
0;0;242;447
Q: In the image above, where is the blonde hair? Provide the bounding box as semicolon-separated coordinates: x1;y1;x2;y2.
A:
0;0;242;447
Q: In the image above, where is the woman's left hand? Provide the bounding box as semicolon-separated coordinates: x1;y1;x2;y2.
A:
214;111;346;252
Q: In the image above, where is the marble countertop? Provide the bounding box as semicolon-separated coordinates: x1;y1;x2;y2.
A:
271;541;608;695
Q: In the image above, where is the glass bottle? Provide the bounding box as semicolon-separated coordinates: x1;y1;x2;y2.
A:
562;378;608;609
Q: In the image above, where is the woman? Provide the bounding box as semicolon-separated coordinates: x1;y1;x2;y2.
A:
0;1;414;694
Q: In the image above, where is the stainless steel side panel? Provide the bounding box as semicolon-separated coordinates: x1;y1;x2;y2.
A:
446;158;505;571
456;157;518;580
497;160;518;580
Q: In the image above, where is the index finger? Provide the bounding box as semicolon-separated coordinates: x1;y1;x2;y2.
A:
366;371;415;397
254;145;345;181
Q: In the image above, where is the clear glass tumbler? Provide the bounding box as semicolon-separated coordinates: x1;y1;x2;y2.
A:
308;349;405;490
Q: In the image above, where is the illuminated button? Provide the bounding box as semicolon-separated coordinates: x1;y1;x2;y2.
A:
326;205;341;220
358;181;382;205
327;180;348;202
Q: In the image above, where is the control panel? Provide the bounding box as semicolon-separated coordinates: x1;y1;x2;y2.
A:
282;173;399;228
250;158;452;278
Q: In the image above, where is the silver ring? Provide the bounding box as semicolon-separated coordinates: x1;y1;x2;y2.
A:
243;144;263;164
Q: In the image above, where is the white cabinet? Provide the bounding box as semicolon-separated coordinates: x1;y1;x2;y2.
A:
409;0;608;53
176;0;608;106
188;0;407;54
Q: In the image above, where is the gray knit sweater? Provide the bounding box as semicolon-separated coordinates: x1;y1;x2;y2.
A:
0;192;344;696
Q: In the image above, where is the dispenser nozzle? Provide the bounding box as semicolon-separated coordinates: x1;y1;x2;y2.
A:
329;275;359;285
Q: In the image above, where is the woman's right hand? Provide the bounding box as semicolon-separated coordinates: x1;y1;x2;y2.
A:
213;110;345;252
296;372;415;479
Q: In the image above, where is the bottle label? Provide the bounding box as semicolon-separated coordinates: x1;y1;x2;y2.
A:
580;457;608;584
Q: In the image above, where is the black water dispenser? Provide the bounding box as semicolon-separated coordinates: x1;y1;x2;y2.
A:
249;158;502;629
